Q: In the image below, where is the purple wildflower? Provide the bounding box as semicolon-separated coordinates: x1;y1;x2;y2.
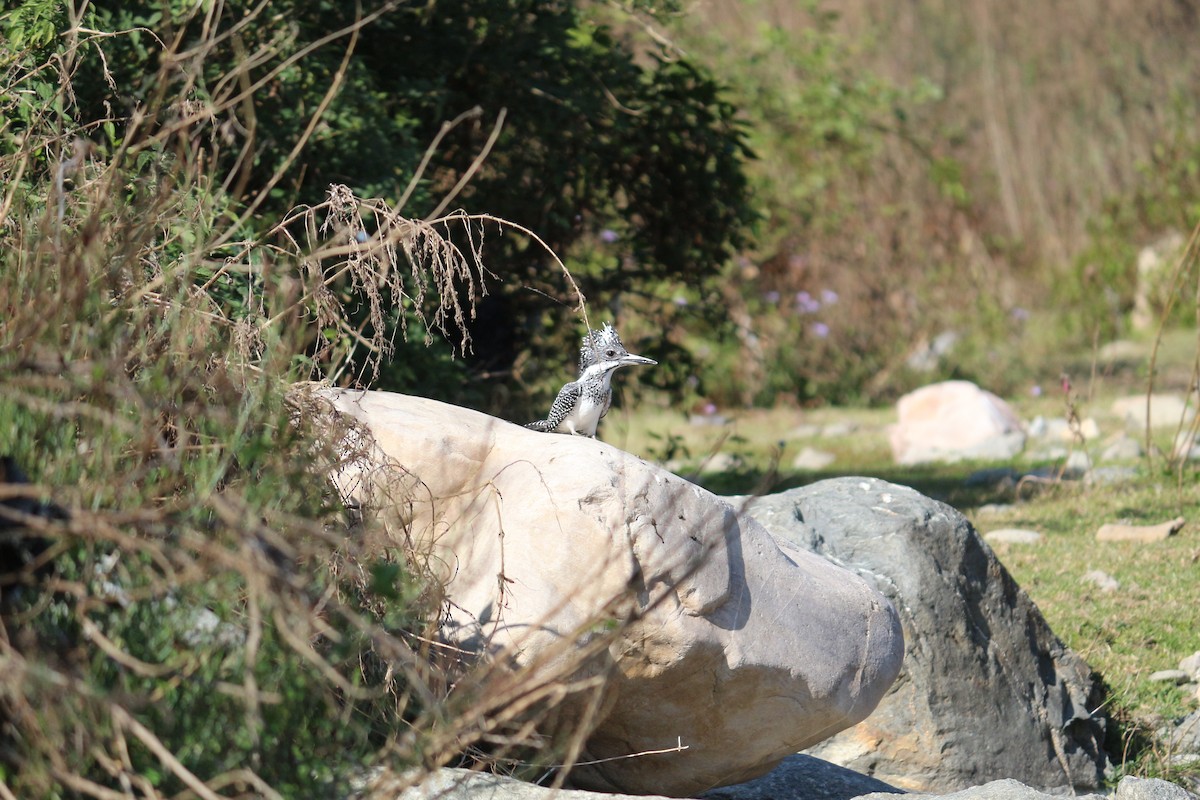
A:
795;291;821;314
810;322;830;339
599;229;619;243
820;289;839;305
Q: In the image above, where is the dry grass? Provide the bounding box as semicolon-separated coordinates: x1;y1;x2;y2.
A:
0;5;610;797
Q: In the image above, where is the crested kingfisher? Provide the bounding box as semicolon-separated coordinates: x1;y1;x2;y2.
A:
525;323;656;437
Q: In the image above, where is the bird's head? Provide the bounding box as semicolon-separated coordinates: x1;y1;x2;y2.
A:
581;323;657;371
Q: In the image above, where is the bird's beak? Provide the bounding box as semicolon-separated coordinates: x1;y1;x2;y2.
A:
620;353;657;367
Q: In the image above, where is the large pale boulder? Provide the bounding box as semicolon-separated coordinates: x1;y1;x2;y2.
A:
320;389;903;797
891;381;1025;465
737;478;1108;792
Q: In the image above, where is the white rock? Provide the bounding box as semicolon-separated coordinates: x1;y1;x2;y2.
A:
1063;449;1092;478
1179;651;1200;678
319;389;904;796
1100;436;1143;462
699;451;743;474
891;381;1026;465
788;424;822;439
1030;417;1100;443
1079;418;1102;441
1148;670;1190;685
792;446;836;471
1081;570;1120;592
820;422;858;438
1111;394;1195;430
984;529;1043;545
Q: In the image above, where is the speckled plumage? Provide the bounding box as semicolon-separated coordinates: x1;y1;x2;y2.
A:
526;323;656;437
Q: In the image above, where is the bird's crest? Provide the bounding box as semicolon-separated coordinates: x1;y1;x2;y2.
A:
579;323;626;371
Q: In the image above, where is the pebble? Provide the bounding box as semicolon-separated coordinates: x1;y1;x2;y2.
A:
1085;466;1140;486
1112;393;1195;429
1081;570;1120;592
975;503;1014;516
819;421;857;438
1096;517;1186;542
1148;669;1191;685
1063;449;1091;477
791;446;835;471
699;452;743;474
1026;416;1100;442
788;424;822;439
983;528;1043;545
1100;435;1143;462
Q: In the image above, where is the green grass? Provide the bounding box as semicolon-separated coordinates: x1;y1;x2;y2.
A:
605;331;1200;781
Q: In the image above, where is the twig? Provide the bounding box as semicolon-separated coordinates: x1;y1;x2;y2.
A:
110;705;224;800
426;108;508;220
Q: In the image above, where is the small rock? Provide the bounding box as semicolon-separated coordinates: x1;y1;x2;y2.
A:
1027;416;1049;438
819;421;857;439
1170;710;1200;755
1100;435;1143;462
1114;774;1198;800
1086;466;1140;486
1112;394;1195;430
792;446;836;471
975;503;1015;516
700;451;744;474
1149;669;1191;685
965;467;1021;488
1027;416;1097;443
1027;445;1069;461
1063;449;1091;478
1081;570;1120;592
1096;517;1186;542
1179;651;1200;677
984;529;1043;545
789;424;822;439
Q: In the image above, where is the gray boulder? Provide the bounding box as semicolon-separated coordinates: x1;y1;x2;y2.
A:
735;478;1108;792
700;754;902;800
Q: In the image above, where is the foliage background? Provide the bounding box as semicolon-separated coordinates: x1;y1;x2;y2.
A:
4;0;1200;795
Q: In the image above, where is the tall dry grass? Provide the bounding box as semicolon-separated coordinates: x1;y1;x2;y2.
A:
0;4;613;797
673;0;1200;403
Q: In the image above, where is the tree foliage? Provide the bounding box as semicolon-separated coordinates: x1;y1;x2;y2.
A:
31;0;754;408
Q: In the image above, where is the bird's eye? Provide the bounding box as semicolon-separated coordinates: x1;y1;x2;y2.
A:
605;349;616;357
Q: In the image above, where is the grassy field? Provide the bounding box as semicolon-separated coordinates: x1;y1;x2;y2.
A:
606;330;1200;779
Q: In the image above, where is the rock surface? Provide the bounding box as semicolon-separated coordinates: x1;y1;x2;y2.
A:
890;381;1025;465
736;478;1108;792
699;754;902;800
321;389;903;797
389;768;1198;800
